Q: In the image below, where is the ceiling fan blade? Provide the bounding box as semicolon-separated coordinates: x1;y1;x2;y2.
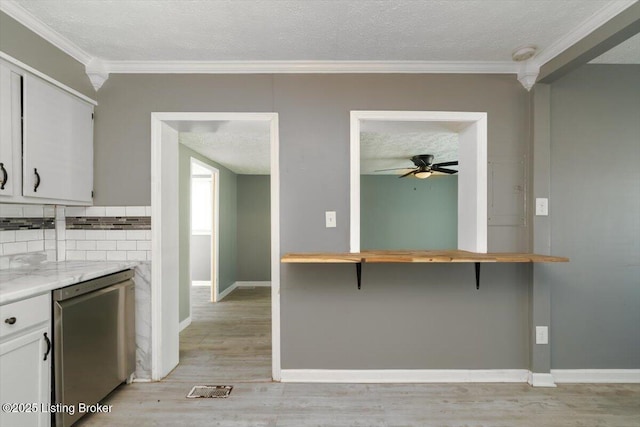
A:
434;161;458;167
374;167;414;172
431;166;458;174
398;169;417;178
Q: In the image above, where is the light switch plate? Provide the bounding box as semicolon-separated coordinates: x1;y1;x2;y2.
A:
536;326;549;345
535;198;549;216
325;211;336;228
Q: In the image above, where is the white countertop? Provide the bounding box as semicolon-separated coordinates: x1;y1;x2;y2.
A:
0;261;139;305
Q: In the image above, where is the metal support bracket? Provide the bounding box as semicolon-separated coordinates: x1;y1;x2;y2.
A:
354;261;479;290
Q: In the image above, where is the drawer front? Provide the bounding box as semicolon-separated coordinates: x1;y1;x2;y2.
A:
0;294;50;339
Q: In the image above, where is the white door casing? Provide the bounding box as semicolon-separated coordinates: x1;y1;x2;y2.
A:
150;120;180;379
350;110;487;253
150;112;280;381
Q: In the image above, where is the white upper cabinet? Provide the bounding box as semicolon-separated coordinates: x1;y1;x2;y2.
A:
0;62;21;198
22;73;94;203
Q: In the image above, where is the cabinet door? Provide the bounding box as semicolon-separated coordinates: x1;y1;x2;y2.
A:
22;74;93;203
0;62;21;198
0;326;51;427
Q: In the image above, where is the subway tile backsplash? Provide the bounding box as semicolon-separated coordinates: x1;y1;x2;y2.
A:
0;204;55;218
64;206;152;217
0;204;57;264
61;206;152;262
0;205;152;267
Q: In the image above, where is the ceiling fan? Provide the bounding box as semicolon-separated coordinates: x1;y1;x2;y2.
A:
375;154;458;179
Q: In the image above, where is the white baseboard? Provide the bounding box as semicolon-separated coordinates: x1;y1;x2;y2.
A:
551;369;640;383
218;281;271;301
235;281;271;288
280;369;531;383
132;378;152;383
191;280;211;287
528;372;557;387
217;282;238;301
179;316;192;332
279;369;640;385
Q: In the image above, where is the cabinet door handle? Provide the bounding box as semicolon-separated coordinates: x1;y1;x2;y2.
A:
4;317;16;325
0;162;6;190
34;168;40;192
43;332;51;361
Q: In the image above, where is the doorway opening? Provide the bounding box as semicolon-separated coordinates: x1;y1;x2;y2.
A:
189;158;218;313
150;112;280;381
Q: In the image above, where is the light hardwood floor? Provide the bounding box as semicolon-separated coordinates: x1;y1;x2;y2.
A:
77;286;640;427
171;286;272;383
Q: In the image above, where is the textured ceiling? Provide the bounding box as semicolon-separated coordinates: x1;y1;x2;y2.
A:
177;119;459;175
7;1;634;173
10;0;618;62
179;121;271;175
361;121;459;175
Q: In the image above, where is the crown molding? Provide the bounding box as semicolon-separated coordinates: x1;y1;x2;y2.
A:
0;0;93;65
0;51;97;105
85;57;109;91
3;0;634;91
0;0;523;78
532;0;638;67
516;61;540;91
103;60;519;74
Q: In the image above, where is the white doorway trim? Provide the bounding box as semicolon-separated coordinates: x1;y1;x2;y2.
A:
151;112;280;381
189;157;219;303
350;110;487;253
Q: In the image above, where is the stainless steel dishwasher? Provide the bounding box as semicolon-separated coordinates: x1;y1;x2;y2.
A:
52;269;135;427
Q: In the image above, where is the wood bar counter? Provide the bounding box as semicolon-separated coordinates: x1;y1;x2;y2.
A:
281;250;569;289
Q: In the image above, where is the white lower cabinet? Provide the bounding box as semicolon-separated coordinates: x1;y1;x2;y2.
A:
0;294;51;427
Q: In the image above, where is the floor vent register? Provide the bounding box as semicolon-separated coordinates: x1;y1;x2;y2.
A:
186;385;233;398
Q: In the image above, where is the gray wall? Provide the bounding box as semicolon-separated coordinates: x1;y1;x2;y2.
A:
94;73;531;369
237;175;271;281
187;173;271;285
94;74;274;206
0;11;95;98
284;263;529;369
178;144;237;322
547;64;640;369
7;11;636;371
361;175;458;250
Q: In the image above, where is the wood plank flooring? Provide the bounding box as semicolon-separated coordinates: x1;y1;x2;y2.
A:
170;286;272;383
76;286;640;427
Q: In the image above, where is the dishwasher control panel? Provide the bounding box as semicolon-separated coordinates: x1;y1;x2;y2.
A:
53;269;134;301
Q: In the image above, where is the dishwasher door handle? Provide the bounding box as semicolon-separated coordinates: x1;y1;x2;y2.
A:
44;332;51;361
